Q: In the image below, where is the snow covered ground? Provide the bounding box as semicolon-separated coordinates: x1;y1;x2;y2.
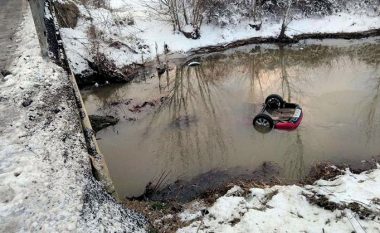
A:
60;0;380;76
177;167;380;233
0;7;147;233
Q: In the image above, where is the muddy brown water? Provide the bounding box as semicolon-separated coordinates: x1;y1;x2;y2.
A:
82;40;380;199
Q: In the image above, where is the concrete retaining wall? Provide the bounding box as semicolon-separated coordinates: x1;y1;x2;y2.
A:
28;0;115;195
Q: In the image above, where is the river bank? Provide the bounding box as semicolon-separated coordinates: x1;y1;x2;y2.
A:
58;0;380;87
124;162;380;232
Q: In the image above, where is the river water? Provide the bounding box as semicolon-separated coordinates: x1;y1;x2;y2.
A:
82;39;380;198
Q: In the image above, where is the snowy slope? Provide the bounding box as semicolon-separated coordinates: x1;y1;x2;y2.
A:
60;0;380;77
178;168;380;233
0;7;147;233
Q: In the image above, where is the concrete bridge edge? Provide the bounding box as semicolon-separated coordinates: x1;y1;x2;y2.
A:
28;0;117;198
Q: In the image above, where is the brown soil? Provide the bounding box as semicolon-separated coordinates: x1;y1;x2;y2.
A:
53;0;80;29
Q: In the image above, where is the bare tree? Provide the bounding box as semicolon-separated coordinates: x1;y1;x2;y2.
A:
248;0;263;30
145;0;204;39
251;0;262;22
279;0;293;39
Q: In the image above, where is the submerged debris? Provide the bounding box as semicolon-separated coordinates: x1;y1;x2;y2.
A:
89;115;119;132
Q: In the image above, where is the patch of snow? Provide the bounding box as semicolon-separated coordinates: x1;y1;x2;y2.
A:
307;169;380;210
178;168;380;232
182;24;194;33
60;27;91;74
178;201;206;223
287;13;380;36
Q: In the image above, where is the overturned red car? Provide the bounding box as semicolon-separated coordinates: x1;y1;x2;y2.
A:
253;94;303;133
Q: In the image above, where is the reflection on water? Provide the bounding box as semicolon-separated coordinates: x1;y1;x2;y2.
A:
82;41;380;198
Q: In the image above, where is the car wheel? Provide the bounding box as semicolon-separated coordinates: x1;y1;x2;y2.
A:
253;114;274;133
265;94;284;109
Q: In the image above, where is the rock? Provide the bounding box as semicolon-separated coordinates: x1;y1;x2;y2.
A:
127;18;135;26
52;108;61;114
52;1;80;28
89;115;119;133
225;186;244;197
249;22;262;31
1;69;12;77
156;65;166;76
181;25;201;39
22;99;33;107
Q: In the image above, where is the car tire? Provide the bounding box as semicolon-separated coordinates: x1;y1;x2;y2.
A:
265;94;284;109
253;114;274;133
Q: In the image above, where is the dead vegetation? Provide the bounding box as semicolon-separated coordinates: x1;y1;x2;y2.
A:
125;200;187;233
302;162;344;184
304;193;380;220
87;53;142;84
69;0;148;87
144;0;205;39
144;0;378;39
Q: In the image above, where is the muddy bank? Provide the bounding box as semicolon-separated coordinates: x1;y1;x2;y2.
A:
125;158;380;233
78;29;380;89
140;162;281;203
135;156;380;204
76;59;146;88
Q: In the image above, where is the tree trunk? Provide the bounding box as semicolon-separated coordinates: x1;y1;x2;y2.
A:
278;0;292;39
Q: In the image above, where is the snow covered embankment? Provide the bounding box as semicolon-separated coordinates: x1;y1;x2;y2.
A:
60;0;380;78
0;8;147;233
178;167;380;233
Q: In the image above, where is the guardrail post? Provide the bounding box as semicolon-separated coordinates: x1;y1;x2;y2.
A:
29;0;67;68
29;0;48;57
